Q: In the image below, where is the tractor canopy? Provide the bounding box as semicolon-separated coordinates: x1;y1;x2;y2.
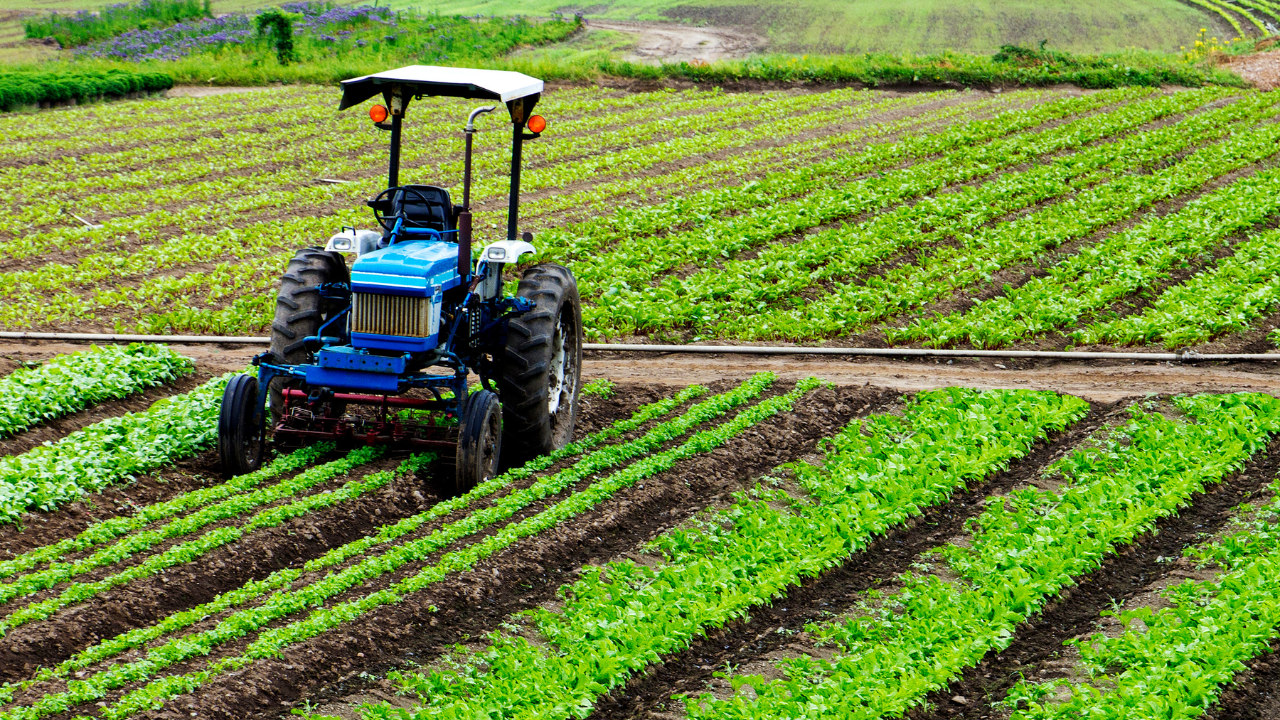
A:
338;65;543;113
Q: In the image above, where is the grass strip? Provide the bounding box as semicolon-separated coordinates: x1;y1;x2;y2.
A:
361;387;1085;719
95;375;816;720
689;393;1280;720
0;344;192;439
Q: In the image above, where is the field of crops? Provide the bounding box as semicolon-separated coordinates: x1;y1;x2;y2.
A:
3;69;1280;720
2;82;1280;352
0;344;1275;720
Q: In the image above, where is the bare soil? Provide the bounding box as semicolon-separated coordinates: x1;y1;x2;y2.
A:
586;19;765;63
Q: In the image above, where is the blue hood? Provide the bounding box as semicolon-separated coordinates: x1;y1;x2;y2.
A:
350;240;462;297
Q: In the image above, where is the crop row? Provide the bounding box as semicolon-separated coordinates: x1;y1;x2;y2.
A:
0;383;708;706
1073;225;1280;347
541;87;1128;290
0;85;330;151
0;374;805;720
360;387;1089;719
9;85;869;236
0;84;602;172
690;392;1280;720
0;372;229;522
0;91;1025;329
901;122;1280;347
0;85;878;267
1;85;771;228
1010;469;1280;719
584;86;1242;336
0;86;736;237
114;93;980;334
0;343;191;438
0;446;389;630
738;96;1280;341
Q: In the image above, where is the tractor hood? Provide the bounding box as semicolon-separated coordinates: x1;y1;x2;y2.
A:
350;240;463;297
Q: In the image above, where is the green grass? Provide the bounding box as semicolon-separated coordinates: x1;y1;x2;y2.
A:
402;0;1225;54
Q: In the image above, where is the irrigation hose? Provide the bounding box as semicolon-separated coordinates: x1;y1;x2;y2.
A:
0;332;1275;362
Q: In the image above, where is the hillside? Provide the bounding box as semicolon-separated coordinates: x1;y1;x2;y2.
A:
416;0;1221;54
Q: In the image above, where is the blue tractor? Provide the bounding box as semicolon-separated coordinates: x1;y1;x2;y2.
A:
217;66;583;493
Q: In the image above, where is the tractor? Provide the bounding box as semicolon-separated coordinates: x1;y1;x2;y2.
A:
217;65;583;493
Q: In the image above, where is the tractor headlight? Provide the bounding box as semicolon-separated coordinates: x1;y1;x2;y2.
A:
332;237;353;251
486;247;506;261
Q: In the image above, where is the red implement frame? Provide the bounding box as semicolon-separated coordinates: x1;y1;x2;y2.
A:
272;388;458;450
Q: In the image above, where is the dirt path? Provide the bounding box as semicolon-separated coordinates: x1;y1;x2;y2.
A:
0;342;1276;403
588;19;764;63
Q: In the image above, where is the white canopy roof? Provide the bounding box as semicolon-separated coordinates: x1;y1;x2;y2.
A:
339;65;544;110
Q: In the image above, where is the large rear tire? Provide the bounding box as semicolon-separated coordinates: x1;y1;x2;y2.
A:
497;264;583;467
218;374;264;477
267;248;349;426
455;390;502;495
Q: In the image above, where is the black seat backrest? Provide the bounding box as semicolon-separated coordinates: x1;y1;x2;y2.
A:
394;185;454;232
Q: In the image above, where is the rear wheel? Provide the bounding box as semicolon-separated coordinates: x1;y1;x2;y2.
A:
268;248;349;426
497;264;583;467
455;390;502;495
218;374;264;477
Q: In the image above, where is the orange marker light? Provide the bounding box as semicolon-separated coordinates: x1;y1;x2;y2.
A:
527;114;546;133
369;104;388;123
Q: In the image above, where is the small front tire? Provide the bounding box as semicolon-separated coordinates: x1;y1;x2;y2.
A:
455;390;502;495
218;374;265;477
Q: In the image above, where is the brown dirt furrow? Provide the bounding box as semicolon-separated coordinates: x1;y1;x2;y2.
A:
145;383;891;720
583;396;1119;720
0;455;430;683
1205;640;1280;720
0;384;657;684
910;432;1280;720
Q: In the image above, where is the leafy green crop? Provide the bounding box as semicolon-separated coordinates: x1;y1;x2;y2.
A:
0;343;191;438
0;385;706;708
690;392;1280;720
580;378;615;399
0;372;232;522
359;388;1087;720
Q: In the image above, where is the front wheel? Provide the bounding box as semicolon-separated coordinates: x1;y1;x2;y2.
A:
497;264;583;468
455;390;502;495
218;374;264;477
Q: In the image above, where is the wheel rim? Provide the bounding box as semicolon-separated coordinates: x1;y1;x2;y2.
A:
547;316;568;416
480;402;501;480
239;390;263;469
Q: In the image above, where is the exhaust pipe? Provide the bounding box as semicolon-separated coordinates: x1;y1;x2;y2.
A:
458;105;495;279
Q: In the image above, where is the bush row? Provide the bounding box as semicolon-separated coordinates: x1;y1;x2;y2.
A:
0;68;172;112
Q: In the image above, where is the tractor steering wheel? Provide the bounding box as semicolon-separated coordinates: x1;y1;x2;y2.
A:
371;186;436;232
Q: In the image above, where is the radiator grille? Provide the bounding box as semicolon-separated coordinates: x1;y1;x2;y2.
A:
351;293;431;337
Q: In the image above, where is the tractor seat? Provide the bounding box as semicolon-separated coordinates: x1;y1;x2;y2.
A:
393;185;455;233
